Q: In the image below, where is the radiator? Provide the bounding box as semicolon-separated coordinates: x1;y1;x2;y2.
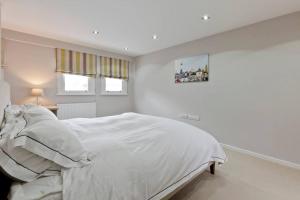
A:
57;102;96;120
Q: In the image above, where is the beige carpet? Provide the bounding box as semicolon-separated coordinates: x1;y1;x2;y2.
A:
170;148;300;200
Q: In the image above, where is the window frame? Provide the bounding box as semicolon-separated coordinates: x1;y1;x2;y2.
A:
57;73;96;96
100;77;128;96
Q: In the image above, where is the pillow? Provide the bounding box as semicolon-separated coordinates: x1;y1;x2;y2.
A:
22;105;57;125
0;137;57;182
4;105;23;119
0;105;26;139
12;120;90;168
0;105;62;182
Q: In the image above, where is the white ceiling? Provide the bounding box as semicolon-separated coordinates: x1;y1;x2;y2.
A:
2;0;300;56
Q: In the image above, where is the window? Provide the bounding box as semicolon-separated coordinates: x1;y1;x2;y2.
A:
105;78;122;92
64;74;89;92
101;77;127;95
57;74;95;95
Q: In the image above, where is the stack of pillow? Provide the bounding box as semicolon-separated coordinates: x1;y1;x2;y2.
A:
0;105;91;182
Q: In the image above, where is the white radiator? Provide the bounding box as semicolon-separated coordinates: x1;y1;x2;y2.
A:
57;102;96;120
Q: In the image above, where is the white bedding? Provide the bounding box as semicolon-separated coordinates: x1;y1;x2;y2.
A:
61;113;226;200
9;176;62;200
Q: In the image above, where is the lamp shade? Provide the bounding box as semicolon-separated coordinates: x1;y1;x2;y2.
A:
31;88;44;96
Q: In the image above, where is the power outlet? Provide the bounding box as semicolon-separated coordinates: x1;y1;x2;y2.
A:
178;114;188;119
179;114;200;121
187;114;200;121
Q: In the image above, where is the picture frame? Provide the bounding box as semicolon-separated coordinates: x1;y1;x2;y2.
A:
175;54;209;83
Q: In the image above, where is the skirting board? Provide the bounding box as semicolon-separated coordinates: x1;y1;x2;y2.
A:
222;143;300;170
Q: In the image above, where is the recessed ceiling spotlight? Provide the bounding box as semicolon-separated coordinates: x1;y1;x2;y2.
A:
92;30;100;35
201;15;211;21
124;47;128;51
152;34;158;40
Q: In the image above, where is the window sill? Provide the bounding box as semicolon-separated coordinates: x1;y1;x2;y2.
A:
56;92;96;96
101;92;128;96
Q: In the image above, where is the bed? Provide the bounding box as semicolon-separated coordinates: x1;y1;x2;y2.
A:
0;80;226;200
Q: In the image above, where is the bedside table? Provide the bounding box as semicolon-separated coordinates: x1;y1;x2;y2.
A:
44;105;59;116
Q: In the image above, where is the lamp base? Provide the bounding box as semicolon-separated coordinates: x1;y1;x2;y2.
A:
36;96;41;105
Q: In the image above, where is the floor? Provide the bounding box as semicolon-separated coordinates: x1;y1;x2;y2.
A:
170;148;300;200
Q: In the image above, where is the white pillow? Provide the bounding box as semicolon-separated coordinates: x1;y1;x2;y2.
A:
23;105;57;125
12;120;90;168
0;105;26;139
4;105;23;119
0;137;58;182
0;105;62;182
0;104;58;138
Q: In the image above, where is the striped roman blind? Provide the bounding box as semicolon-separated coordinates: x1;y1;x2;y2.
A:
99;56;129;80
56;48;97;76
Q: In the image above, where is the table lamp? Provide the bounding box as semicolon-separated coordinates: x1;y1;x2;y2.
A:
31;88;44;105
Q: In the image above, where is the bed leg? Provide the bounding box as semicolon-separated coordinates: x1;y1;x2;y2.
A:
210;162;215;175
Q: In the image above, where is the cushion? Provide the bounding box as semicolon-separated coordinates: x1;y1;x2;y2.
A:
0;105;26;139
0;105;62;182
12;120;90;168
23;105;57;125
0;137;57;182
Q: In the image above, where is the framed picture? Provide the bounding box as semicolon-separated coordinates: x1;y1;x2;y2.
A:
175;54;209;83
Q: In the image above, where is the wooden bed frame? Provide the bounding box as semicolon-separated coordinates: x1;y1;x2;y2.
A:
210;162;215;174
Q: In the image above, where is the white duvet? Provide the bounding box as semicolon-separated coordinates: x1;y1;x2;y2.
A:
60;113;226;200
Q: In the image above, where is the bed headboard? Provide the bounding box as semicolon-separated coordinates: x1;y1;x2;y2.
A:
0;81;10;127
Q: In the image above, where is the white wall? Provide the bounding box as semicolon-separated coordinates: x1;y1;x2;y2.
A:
134;12;300;165
3;29;135;117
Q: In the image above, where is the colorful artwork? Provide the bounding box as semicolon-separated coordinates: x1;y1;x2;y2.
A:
175;54;209;83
